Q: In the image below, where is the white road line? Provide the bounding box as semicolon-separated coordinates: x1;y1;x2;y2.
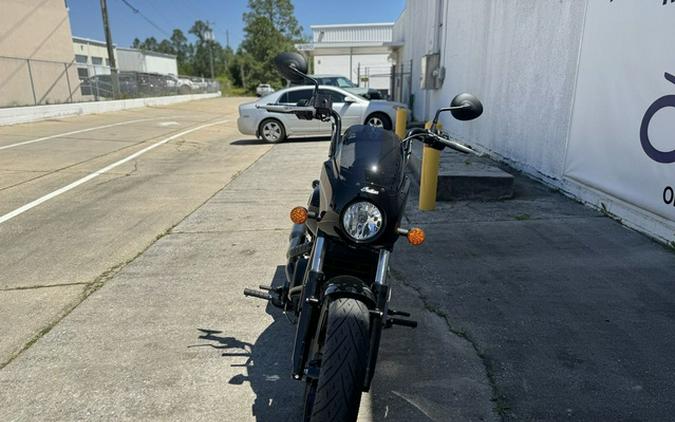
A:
0;119;228;225
0;118;161;151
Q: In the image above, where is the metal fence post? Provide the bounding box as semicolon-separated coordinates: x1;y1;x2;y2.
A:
64;62;73;103
26;58;37;105
390;64;395;100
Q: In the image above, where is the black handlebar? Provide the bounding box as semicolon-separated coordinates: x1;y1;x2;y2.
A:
403;128;479;156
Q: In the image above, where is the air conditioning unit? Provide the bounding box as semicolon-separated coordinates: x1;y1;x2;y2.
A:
420;53;445;90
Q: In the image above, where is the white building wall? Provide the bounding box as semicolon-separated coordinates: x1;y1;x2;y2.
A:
314;53;393;91
117;48;178;75
398;0;675;243
402;0;587;179
313;55;351;77
116;49;145;73
144;55;178;75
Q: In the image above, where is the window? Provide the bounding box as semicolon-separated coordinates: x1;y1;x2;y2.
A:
279;89;313;104
320;89;346;103
91;57;103;65
77;68;89;79
75;54;88;64
336;77;355;88
105;59;110;66
317;77;355;88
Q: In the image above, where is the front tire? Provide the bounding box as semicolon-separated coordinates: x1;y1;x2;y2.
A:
259;118;286;143
307;298;370;422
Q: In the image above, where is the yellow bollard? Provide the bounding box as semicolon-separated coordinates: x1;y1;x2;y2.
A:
419;121;442;211
395;107;408;139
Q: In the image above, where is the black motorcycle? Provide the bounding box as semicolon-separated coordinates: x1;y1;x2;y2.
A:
244;52;483;422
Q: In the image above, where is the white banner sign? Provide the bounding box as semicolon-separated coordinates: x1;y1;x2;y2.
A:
565;0;675;223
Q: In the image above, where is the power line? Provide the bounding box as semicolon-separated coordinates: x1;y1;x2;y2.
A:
118;0;171;38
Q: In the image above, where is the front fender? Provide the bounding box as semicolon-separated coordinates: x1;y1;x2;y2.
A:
323;276;376;309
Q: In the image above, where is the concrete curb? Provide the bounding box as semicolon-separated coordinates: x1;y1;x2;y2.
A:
0;93;221;126
407;141;514;201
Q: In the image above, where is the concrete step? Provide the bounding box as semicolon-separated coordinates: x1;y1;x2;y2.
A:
408;142;514;201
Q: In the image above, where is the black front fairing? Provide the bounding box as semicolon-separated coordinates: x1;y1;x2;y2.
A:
335;125;405;189
316;125;410;248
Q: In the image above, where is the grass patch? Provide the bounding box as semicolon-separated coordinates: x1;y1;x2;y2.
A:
221;86;251;97
514;214;530;221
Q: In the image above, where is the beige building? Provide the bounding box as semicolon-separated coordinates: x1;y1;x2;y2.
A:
73;37;117;80
0;0;81;107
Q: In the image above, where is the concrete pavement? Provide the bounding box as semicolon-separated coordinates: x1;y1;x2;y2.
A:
6;97;669;420
0;102;496;421
0;97;272;366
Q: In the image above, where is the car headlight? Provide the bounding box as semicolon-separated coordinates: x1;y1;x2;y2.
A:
342;201;383;241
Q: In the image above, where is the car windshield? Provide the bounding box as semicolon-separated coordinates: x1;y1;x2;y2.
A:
317;77;355;88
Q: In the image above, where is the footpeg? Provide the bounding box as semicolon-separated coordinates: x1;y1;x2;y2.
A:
385;317;418;329
387;309;411;317
243;288;272;301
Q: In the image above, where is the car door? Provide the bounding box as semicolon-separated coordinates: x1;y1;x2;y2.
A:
317;88;364;133
277;88;321;135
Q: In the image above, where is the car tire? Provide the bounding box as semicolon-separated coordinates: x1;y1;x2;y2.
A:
365;112;392;130
259;118;286;143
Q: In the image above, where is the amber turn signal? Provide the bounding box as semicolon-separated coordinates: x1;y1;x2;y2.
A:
290;206;309;224
407;227;425;246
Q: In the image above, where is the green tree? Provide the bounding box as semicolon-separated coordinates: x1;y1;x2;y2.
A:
237;0;304;91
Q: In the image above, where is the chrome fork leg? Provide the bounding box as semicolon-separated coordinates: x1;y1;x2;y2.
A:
374;249;391;285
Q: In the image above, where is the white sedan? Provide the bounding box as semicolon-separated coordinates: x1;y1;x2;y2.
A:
237;85;406;143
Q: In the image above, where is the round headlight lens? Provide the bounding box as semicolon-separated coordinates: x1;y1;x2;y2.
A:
342;201;383;241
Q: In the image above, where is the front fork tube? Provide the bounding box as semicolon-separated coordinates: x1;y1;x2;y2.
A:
291;235;326;379
364;249;391;391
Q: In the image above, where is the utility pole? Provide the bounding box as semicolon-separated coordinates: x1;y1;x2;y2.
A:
204;26;215;79
100;0;120;98
226;30;230;49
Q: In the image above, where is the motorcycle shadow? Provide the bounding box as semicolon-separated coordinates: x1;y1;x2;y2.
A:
197;265;303;421
231;137;330;146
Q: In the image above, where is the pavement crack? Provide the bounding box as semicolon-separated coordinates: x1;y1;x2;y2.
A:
0;282;90;292
390;268;510;421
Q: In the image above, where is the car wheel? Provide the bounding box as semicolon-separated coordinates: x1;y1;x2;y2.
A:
259;119;286;143
366;113;392;130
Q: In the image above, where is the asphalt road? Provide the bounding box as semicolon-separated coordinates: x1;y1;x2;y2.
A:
396;172;675;421
0;99;496;421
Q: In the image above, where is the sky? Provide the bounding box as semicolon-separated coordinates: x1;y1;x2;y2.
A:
67;0;406;49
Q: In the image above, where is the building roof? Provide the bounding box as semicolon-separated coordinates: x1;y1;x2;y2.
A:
116;47;176;59
298;22;394;51
310;22;394;29
72;36;114;48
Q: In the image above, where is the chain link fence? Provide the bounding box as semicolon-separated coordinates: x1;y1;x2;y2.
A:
355;60;413;106
0;55;220;108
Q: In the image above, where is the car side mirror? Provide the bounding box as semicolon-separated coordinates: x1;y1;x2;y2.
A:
449;93;483;121
344;97;356;104
274;52;308;84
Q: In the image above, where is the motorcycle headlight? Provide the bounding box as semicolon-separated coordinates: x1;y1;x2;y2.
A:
342;201;383;241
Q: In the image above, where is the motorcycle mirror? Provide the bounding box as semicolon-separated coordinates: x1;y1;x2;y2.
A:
274;52;308;84
449;93;483;121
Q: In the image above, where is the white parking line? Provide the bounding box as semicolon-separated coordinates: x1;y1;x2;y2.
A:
0;118;161;151
0;120;228;225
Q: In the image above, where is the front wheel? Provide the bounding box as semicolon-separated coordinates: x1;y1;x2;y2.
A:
305;298;370;422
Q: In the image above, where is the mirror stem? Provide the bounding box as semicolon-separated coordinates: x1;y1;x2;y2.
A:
430;104;470;132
